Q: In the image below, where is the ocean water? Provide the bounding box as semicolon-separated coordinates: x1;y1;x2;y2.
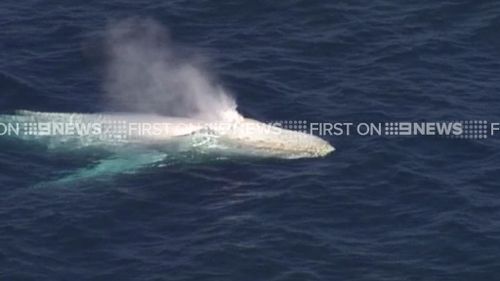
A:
1;0;500;280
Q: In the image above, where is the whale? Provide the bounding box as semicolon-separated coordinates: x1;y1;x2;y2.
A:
0;110;334;185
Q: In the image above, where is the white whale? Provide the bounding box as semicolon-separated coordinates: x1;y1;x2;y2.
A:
0;110;334;185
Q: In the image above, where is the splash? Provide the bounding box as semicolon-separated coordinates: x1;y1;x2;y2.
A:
103;18;240;121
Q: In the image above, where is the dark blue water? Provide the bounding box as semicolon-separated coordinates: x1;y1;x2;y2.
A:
1;1;500;280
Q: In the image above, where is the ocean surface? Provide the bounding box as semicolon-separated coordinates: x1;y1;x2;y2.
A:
1;0;500;280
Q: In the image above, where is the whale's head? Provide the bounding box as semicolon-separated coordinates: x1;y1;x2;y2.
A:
270;126;335;158
210;118;335;159
300;135;335;157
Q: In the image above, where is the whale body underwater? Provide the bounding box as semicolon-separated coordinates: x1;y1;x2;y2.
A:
0;110;334;185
